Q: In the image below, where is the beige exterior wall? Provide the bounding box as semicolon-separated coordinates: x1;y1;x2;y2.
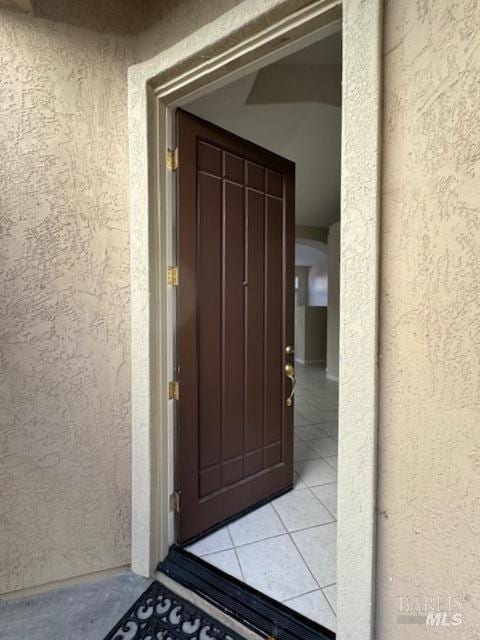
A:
0;8;134;594
377;0;480;637
3;2;480;632
0;0;258;598
137;0;242;62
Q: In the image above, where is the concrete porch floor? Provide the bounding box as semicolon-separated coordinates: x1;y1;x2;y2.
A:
0;571;152;640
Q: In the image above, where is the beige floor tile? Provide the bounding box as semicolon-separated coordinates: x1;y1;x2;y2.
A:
292;523;336;587
285;589;336;631
324;455;338;470
228;503;285;546
235;535;317;601
306;437;338;458
294;441;320;462
272;488;333;531
295;425;329;441
186;527;232;556
204;549;243;580
323;584;337;613
294;458;337;487
311;483;337;518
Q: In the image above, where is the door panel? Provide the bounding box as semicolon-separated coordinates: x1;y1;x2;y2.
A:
176;109;295;543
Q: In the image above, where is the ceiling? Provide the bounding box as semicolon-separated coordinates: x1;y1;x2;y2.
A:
185;31;342;228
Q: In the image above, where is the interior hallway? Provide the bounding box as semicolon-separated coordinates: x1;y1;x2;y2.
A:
187;364;338;632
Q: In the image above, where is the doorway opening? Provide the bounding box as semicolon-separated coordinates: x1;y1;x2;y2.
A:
129;2;381;638
173;27;342;634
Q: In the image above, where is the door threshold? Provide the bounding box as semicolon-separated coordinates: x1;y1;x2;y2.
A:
157;546;335;640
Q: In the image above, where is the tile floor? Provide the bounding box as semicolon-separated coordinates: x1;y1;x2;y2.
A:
187;364;338;632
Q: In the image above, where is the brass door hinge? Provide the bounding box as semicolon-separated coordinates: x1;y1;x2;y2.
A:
167;266;179;287
170;491;181;513
168;380;179;400
166;147;179;170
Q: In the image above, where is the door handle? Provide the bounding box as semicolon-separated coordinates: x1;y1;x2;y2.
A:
285;363;296;407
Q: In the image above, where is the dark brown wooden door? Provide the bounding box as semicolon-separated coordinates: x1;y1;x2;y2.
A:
176;109;295;543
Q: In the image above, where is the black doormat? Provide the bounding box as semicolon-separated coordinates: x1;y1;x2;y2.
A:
103;581;244;640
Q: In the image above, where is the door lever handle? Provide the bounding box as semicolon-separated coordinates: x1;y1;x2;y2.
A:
285;363;296;407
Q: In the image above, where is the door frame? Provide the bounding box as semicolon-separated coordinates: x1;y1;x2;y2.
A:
128;1;382;639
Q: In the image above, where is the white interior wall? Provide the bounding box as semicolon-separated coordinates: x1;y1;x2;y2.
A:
308;253;329;306
326;221;340;380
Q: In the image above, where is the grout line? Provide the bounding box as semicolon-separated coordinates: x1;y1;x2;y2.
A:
231;516;337;550
295;423;335;434
194;369;338;615
282;587;322;603
200;531;288;556
322;457;338;472
305;485;337;522
194;542;234;558
298;436;338;457
295;478;338;490
270;502;322;592
232;547;247;582
294;417;332;429
226;526;247;582
287;531;322;591
321;584;337;617
294;455;322;463
312;497;337;522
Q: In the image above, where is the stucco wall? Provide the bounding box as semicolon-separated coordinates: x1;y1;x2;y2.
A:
137;0;243;62
0;9;134;594
1;0;314;597
377;0;480;637
4;0;480;627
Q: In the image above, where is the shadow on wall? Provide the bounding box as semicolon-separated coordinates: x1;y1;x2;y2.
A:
21;0;245;61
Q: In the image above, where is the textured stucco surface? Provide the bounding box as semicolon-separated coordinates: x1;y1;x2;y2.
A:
336;2;381;639
137;0;244;62
31;0;149;34
377;1;480;638
6;3;480;637
0;10;133;593
0;0;323;597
